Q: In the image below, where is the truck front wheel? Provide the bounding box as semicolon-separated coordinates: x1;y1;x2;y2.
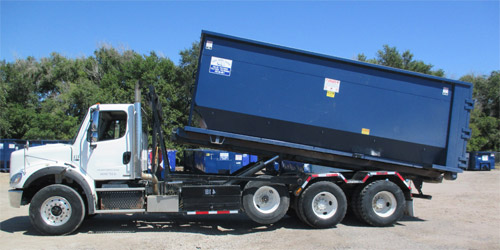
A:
242;177;289;224
355;180;405;226
29;184;85;235
297;181;347;228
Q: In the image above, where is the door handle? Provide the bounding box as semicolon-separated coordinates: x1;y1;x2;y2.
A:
123;152;131;165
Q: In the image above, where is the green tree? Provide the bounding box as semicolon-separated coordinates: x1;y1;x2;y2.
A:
0;46;183;143
357;45;444;77
175;42;200;127
0;61;10;136
1;57;40;138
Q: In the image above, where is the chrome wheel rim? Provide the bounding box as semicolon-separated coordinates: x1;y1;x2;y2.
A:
312;192;338;219
372;191;397;218
41;196;72;226
253;186;280;214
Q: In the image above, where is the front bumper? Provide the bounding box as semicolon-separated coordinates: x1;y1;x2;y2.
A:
8;189;23;208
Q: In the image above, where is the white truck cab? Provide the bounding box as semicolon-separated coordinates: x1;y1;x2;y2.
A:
79;104;136;180
9;103;139;186
8;100;148;235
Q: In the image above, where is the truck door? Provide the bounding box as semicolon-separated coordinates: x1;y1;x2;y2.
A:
80;107;134;180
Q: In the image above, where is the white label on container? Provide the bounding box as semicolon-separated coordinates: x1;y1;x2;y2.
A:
209;56;232;76
482;155;489;161
0;144;3;150
324;78;341;93
9;144;15;149
206;40;213;50
442;87;449;96
235;154;243;161
220;152;229;160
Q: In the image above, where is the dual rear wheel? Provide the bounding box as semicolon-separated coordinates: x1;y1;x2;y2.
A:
243;179;347;228
243;178;406;228
352;180;406;226
294;180;405;228
242;177;290;224
296;182;347;228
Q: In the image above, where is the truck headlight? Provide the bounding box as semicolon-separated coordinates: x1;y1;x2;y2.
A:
10;172;23;186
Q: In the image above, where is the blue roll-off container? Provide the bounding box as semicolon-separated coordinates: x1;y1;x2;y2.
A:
468;152;495;171
184;149;258;174
180;31;473;181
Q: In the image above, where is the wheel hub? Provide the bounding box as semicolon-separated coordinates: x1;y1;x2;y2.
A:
51;206;63;216
375;198;388;209
41;196;72;226
315;198;328;211
372;191;397;218
261;195;270;203
253;186;280;214
311;192;338;219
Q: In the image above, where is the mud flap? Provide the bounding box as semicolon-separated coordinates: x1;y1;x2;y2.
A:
404;200;414;217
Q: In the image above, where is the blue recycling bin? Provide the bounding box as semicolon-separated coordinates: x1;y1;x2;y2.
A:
160;150;176;178
468;152;495;171
0;140;23;172
184;149;258;174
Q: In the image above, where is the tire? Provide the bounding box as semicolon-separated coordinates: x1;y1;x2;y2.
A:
286;195;297;218
355;180;405;227
350;185;363;220
297;181;347;228
242;177;290;224
292;192;311;226
29;184;85;235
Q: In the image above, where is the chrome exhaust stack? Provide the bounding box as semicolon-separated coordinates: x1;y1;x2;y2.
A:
133;81;143;179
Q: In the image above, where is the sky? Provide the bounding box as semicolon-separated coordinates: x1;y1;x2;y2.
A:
1;1;499;79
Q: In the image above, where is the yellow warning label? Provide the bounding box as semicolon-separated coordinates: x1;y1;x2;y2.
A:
206;153;211;156
362;128;370;135
326;91;336;98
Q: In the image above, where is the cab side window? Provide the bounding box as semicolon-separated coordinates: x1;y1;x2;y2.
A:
97;111;127;141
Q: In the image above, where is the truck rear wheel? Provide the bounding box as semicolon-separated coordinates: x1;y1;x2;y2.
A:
297;181;347;228
355;180;405;226
29;184;85;235
242;177;289;224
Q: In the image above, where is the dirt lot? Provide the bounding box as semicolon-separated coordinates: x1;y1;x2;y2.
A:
1;170;499;250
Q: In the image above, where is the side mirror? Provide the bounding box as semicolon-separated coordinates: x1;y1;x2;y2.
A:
87;108;99;149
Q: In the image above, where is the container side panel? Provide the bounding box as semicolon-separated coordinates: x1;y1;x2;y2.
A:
193;32;469;170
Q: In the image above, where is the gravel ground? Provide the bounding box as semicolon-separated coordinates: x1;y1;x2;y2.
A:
1;169;499;250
